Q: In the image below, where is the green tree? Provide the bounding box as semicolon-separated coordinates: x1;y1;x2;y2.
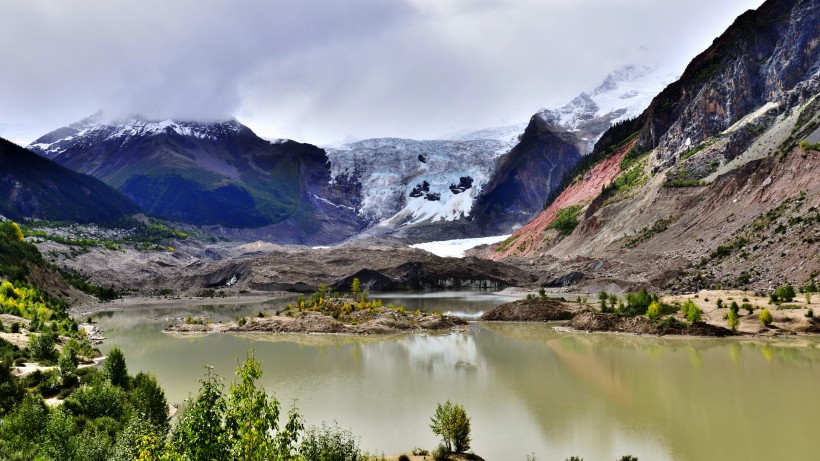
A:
225;352;302;460
686;304;702;324
40;406;78;460
430;400;471;453
131;372;169;432
104;347;130;388
173;366;230;461
771;283;796;303
0;358;23;416
0;393;48;458
727;310;740;332
351;278;361;301
58;346;79;377
646;301;662;321
28;332;58;364
10;222;24;242
759;308;774;326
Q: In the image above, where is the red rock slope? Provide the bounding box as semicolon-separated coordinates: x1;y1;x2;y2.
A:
491;140;635;259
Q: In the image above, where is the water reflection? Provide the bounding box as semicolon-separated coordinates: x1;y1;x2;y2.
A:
93;297;820;461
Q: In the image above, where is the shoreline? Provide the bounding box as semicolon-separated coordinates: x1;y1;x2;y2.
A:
68;292;292;318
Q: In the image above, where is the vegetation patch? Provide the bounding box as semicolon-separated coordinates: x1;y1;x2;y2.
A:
548;205;584;235
495;234;520;252
623;216;677;248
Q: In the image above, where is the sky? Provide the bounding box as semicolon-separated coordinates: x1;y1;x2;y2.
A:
0;0;766;146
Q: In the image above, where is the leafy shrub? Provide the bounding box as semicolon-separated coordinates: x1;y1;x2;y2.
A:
548;205;584;235
412;447;429;456
28;332;58;364
300;422;362;461
686;304;703;324
65;381;127;420
727;311;740;332
398;455;411;461
620;288;656;317
619;457;639;461
771;283;796;303
759;308;774;326
431;444;449;461
430;400;471;453
646;302;661;320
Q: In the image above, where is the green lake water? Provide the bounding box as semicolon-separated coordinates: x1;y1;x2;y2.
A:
92;292;820;461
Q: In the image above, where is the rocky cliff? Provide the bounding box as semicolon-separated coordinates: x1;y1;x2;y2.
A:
487;0;820;293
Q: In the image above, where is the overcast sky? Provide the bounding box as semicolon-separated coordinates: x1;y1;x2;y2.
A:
0;0;766;146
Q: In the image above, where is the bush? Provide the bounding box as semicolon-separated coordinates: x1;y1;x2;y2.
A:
759;308;774;326
430;400;471;453
300;422;362;461
686;304;702;324
398;455;411;461
64;381;127;420
619;457;639;461
431;444;449;461
646;301;661;320
771;283;796;302
807;308;814;318
727;311;740;332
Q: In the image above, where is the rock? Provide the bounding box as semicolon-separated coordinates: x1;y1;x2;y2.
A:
480;299;581;321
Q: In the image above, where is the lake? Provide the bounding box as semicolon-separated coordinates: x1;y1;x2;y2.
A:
92;291;820;461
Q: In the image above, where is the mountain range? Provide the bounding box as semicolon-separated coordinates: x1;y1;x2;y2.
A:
26;63;673;244
29;114;366;244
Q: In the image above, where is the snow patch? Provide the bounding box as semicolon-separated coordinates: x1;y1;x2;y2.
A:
410;234;511;258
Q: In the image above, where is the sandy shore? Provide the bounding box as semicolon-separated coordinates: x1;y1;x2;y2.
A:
68;292;292;318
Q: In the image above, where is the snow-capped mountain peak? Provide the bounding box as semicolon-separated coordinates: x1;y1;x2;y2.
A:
29;113;244;157
536;64;678;150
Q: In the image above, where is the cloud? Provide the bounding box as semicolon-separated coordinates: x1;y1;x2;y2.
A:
0;0;765;145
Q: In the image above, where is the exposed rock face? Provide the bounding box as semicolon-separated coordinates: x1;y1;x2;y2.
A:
28;115;366;244
468;116;583;234
636;0;820;170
